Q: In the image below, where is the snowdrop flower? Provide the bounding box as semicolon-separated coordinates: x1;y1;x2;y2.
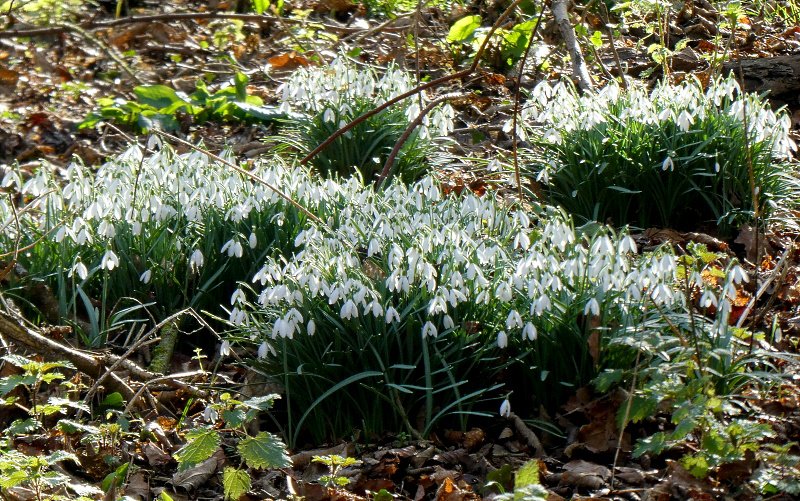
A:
584;297;600;317
506;310;523;330
497;330;508;349
230;289;246;305
221;239;243;258
422;321;438;338
499;398;511;418
219;340;232;357
203;405;219;423
70;261;88;281
385;306;400;324
522;322;537;341
140;269;152;284
340;300;359;320
495;282;513;302
189;249;204;273
257;341;275;359
443;314;454;331
249;232;258;249
676;109;694;131
662;155;674;171
730;264;749;284
699;289;717;309
307;319;316;336
101;250;119;271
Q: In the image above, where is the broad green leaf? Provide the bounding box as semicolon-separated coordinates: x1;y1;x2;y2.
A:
251;0;270;14
0;374;33;396
241;394;280;410
174;427;220;468
134;85;186;110
45;450;78;464
237;432;291;470
158;492;175;501
6;418;40;435
0;470;28;489
514;460;540;489
101;392;124;408
223;467;251;500
222;408;247;428
447;15;481;44
101;462;129;492
58;419;99;435
373;489;393;501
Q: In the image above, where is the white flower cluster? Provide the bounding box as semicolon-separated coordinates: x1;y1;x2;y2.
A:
514;76;796;158
277;58;454;138
237;174;683;348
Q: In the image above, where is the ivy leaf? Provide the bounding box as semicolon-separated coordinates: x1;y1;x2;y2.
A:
237;432;291;470
447;15;481;44
174;427;221;469
223;467;251;501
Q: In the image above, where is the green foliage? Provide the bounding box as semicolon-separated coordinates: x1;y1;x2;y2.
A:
523;76;798;231
80;72;294;134
223;467;251;500
489;460;548;501
0;356;76;422
174;427;222;469
446;14;539;69
313;455;360;488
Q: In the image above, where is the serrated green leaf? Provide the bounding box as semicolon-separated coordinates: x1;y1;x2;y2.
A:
6;418;40;435
241;394;280;410
514;460;539;489
174;427;220;468
222;408;247;428
447;15;481;44
45;450;78;464
0;470;28;489
2;354;31;368
223;467;251;500
56;419;100;435
0;374;33;396
237;432;291;470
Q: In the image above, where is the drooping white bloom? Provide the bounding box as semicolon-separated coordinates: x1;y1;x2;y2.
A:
203;405;219;423
730;264;749;284
443;315;455;331
257;341;274;359
499;399;511;418
140;269;152;284
189;249;204;273
497;330;508;349
307;319;316;336
340;300;359;320
385;306;401;324
522;322;537;341
422;321;438;338
101;250;119;271
220;340;231;357
584;297;600;317
506;310;523;330
70;261;88;281
249;232;258;249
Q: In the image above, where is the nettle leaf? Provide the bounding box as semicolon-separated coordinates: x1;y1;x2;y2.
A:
0;374;34;396
6;418;40;435
515;460;540;489
2;354;32;368
174;427;221;468
58;419;99;435
237;432;291;470
223;467;251;501
222;408;247;428
447;15;481;44
0;470;28;489
241;394;280;411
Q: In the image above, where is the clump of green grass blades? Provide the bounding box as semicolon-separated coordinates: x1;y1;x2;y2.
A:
521;75;797;231
275;58;453;184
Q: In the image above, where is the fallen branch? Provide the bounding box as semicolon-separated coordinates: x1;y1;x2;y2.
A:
551;0;593;91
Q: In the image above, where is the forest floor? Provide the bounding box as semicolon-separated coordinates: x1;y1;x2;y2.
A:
2;0;800;499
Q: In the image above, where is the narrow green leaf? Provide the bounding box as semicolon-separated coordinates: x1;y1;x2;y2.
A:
251;0;270;14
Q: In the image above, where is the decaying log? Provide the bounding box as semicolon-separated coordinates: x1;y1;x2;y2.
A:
722;55;800;97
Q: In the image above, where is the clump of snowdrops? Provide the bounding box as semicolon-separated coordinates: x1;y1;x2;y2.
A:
231;172;687;445
0;140;308;345
520;75;797;231
276;58;454;183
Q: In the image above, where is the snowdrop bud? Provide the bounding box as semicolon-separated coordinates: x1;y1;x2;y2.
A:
220;340;231;357
500;399;511;418
140;269;152;284
443;315;454;331
190;249;204;273
307;319;316;336
497;331;508;349
249;232;258;249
